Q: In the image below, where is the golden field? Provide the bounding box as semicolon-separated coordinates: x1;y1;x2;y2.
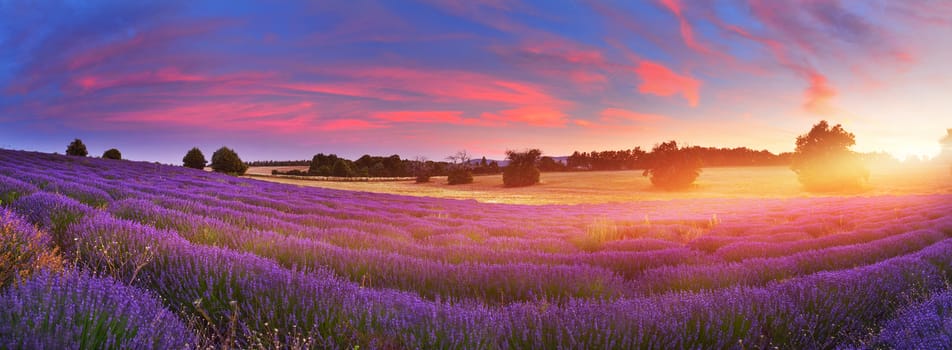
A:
248;164;952;205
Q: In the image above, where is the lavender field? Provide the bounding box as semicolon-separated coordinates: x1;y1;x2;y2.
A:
1;148;951;348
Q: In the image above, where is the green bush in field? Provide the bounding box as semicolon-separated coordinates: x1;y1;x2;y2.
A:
102;148;121;160
790;121;868;192
66;139;88;157
447;169;473;185
643;141;702;190
183;148;207;170
210;147;248;175
503;149;542;187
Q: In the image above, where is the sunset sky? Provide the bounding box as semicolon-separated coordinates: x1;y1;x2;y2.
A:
1;1;950;164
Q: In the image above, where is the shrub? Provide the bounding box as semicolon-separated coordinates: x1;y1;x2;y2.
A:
65;139;87;157
0;208;63;289
210;146;249;175
183;147;208;170
0;270;196;349
101;148;121;160
503;149;542;187
790;120;868;192
412;157;432;183
447;169;473;185
643;141;702;190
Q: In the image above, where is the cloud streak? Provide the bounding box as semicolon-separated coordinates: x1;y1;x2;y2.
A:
0;0;950;162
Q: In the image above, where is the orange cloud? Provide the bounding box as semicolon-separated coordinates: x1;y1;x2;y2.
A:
600;108;668;123
634;60;701;106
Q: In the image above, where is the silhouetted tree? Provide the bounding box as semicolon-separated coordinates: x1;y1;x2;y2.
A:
643;141;702;190
790;120;868;191
503;149;542;187
210;146;248;175
446;150;473;185
182;148;207;170
412;156;432;183
101;148;121;160
566;146;786;170
940;128;952;175
66;139;88;157
538;156;566;172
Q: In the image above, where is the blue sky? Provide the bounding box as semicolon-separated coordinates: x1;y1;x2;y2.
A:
1;0;950;163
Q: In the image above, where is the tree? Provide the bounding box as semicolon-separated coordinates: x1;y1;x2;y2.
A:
182;148;208;170
102;148;121;160
66;139;88;157
539;156;565;172
790;120;868;191
940;129;952;175
309;153;339;175
412;156;432;183
331;159;355;177
210;146;248;175
642;141;702;190
503;149;542;187
446;150;474;185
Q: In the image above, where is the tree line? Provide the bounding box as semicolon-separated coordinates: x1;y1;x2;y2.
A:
59;121;951;191
563;146;791;171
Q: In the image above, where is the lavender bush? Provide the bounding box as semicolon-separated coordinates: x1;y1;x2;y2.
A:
0;148;951;348
0;270;195;349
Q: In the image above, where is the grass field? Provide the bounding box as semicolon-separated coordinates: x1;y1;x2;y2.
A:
250;164;952;204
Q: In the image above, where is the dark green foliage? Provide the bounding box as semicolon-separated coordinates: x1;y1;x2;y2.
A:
182;148;207;170
101;148;121;160
790;121;868;192
65;139;87;157
309;153;340;175
412;158;432;183
447;169;473;185
642;141;702;190
331;159;355;177
539;156;565;172
567;146;788;170
446;150;474;185
503;149;542;187
210;147;248;175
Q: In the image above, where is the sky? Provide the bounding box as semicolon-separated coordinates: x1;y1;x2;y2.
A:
1;0;951;164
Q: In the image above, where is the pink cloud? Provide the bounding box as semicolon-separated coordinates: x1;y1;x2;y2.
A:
634;60;701;106
482;105;568;127
315;118;386;131
803;72;836;115
659;0;710;55
372;110;502;127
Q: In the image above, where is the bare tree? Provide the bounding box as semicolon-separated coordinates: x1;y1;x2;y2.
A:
446;150;471;166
